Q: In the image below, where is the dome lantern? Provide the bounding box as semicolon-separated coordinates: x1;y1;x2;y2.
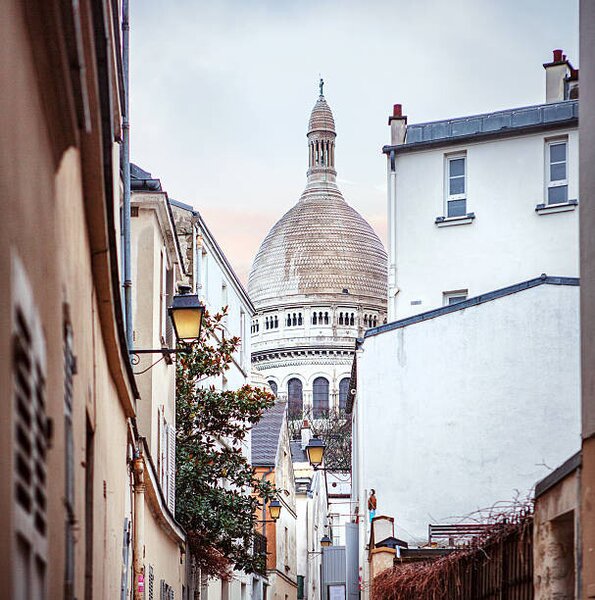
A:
307;79;337;184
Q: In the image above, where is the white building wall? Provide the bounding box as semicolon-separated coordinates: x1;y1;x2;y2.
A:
390;129;579;320
353;282;580;556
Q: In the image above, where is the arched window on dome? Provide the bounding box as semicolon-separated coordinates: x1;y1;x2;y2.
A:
313;377;329;418
339;377;350;412
324;312;329;325
312;312;317;325
339;312;344;325
268;381;278;397
292;313;297;326
274;316;279;328
265;317;269;330
350;313;355;326
288;378;303;417
319;311;323;324
373;316;377;327
286;314;291;327
298;313;303;326
364;315;369;327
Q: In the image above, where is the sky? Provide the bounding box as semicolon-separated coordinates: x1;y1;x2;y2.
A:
130;0;578;284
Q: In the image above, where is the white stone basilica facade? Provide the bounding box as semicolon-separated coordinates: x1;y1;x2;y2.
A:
248;88;387;417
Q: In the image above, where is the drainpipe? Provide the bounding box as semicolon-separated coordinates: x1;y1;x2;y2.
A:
132;449;145;600
121;0;133;348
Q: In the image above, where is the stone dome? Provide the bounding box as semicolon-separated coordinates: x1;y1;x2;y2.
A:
248;88;387;310
248;184;387;308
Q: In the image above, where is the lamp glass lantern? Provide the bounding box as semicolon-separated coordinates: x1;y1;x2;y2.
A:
305;437;326;469
320;534;332;548
168;293;205;342
268;498;282;522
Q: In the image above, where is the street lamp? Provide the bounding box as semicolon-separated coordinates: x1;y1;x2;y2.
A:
130;289;205;367
320;534;332;548
305;437;326;469
168;293;205;341
268;498;282;522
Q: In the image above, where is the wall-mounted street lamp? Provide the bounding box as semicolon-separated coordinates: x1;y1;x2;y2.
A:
258;498;282;526
307;534;333;557
305;437;326;470
130;290;205;368
268;499;282;522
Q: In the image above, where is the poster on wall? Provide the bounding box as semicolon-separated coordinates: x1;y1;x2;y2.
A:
329;584;346;600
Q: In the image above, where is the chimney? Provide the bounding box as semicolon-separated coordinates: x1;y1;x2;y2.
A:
544;49;573;103
388;103;407;146
301;419;312;450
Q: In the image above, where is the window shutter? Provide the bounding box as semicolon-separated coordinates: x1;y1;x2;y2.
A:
167;424;176;513
147;565;154;600
13;305;48;596
63;318;76;600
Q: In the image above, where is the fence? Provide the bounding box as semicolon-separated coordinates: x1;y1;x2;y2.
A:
373;515;533;600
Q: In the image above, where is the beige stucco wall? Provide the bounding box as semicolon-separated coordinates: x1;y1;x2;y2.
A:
0;2;144;598
534;471;578;600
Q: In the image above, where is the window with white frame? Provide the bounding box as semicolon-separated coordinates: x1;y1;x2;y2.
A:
546;140;568;205
445;154;467;217
443;290;468;306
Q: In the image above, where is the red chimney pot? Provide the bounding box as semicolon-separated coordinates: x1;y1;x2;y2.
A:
553;49;563;62
393;104;402;117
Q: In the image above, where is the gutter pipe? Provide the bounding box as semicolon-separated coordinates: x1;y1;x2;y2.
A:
122;0;133;348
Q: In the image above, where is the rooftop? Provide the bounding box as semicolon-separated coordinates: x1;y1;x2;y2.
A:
384;100;578;153
364;275;579;340
251;401;287;467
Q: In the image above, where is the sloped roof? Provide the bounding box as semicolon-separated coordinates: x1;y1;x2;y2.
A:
290;440;308;464
251;401;287;467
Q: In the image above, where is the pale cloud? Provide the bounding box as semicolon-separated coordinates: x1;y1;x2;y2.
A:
130;0;578;285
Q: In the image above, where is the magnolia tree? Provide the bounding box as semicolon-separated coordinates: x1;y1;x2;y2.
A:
175;309;276;580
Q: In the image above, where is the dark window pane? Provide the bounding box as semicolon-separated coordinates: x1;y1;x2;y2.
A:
312;377;329;418
268;381;278;396
548;185;568;205
447;199;467;217
448;295;467;305
288;379;303;416
449;158;465;177
550;163;566;181
338;378;350;411
550;143;566;163
449;176;465;195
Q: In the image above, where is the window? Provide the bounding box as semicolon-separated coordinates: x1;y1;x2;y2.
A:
547;140;568;205
312;312;317;325
443;290;468;306
339;378;350;411
446;155;467;217
313;377;329;418
268;381;278;396
288;378;303;416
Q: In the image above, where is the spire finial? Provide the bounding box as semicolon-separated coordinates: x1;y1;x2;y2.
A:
319;77;324;97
